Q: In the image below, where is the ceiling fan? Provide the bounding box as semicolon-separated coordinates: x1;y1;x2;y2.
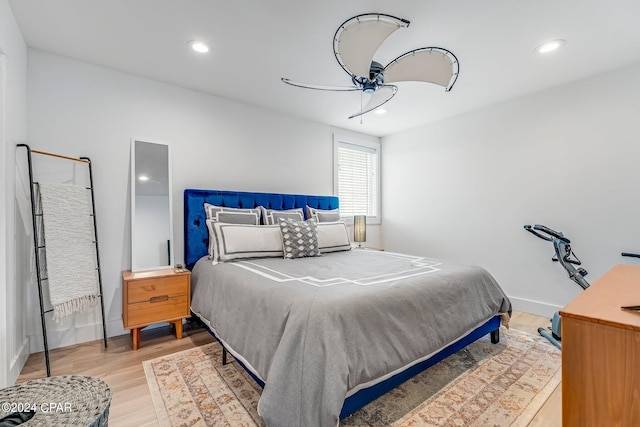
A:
281;13;459;119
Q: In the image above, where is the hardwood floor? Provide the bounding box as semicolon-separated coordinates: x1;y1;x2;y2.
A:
507;311;562;427
18;321;214;426
17;311;561;426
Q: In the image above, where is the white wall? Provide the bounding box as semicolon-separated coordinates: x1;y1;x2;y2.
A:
381;63;640;317
25;49;380;351
0;0;29;386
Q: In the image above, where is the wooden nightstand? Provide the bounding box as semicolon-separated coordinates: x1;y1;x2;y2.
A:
122;268;191;350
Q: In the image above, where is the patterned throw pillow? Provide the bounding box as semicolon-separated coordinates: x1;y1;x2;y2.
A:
278;218;321;259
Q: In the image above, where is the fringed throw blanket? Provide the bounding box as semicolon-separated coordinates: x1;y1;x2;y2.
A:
38;183;99;321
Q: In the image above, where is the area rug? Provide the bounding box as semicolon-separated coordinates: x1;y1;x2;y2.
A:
143;328;560;426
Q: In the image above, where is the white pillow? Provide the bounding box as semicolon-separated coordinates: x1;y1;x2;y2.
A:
317;221;352;253
210;223;283;263
206;220;219;259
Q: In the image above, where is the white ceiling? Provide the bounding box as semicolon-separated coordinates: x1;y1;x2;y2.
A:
9;0;640;137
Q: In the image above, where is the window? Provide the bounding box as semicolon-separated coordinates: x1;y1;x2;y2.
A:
333;134;380;223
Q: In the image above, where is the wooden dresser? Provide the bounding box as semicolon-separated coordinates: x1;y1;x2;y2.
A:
122;268;191;350
559;264;640;426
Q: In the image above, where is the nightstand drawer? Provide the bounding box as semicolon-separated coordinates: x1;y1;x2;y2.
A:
127;295;189;328
122;268;191;349
127;275;188;303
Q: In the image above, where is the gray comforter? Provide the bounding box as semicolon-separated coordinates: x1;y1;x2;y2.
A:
190;250;511;427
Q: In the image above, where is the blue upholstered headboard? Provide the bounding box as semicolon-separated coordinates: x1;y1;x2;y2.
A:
184;189;340;269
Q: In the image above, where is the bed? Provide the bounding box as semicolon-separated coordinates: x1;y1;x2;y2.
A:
184;189;511;427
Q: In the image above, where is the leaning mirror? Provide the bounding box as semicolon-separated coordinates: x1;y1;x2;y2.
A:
131;139;173;271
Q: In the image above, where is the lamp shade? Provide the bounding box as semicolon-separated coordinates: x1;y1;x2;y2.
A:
353;215;366;245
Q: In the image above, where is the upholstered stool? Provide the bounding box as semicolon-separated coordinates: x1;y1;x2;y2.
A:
0;375;111;426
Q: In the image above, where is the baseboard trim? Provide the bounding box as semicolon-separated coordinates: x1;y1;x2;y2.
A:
28;318;176;353
28;318;127;354
509;296;562;318
8;338;29;384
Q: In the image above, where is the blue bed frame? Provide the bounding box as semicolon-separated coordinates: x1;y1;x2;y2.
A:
183;188;501;420
184;188;339;270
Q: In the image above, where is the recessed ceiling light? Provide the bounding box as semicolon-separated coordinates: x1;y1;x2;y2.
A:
374;108;387;115
138;175;149;181
536;39;565;54
189;40;210;53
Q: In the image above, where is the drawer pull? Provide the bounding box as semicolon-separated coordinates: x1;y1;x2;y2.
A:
150;295;169;303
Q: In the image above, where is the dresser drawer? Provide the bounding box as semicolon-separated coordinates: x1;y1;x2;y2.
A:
127;275;188;303
126;295;189;328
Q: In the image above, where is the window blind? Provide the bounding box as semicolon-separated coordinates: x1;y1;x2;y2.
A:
337;142;378;217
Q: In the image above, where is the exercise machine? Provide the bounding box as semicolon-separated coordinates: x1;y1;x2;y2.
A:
622;252;640;260
524;224;589;349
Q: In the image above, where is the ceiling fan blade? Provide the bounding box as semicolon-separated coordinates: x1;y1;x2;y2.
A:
334;13;409;78
384;47;460;91
349;85;398;119
281;78;360;92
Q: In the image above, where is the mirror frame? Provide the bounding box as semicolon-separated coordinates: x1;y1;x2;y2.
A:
130;138;174;272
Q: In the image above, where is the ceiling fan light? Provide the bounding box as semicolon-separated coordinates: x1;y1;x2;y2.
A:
362;80;377;94
349;85;398;119
374;108;387;115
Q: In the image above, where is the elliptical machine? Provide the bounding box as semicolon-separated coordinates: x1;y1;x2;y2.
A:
524;224;589;349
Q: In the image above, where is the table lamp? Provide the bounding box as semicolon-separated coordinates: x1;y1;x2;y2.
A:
353;215;366;248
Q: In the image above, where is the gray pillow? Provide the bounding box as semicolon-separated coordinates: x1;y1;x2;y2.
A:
204;203;261;223
306;206;341;222
278;218;321;259
259;206;305;225
204;203;261;258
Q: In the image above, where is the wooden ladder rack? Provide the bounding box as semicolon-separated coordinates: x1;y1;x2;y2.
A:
17;144;108;377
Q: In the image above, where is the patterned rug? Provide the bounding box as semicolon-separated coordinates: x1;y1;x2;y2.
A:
143;328;560;426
